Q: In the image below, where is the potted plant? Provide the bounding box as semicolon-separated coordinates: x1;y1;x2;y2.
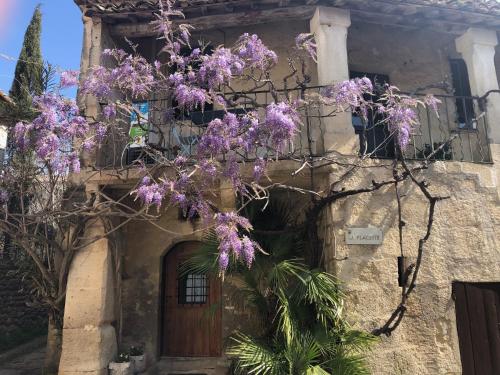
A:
109;353;133;375
129;346;146;373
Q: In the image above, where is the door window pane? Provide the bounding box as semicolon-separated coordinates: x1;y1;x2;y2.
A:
178;274;208;304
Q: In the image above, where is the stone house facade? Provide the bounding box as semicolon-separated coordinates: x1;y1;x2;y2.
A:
61;1;500;374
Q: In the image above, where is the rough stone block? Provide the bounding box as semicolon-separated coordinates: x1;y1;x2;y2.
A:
58;324;117;374
63;237;115;329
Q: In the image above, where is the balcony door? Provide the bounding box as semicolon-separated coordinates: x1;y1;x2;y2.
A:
161;241;222;357
349;71;393;158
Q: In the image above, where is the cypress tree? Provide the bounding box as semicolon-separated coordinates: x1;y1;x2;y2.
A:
9;5;43;107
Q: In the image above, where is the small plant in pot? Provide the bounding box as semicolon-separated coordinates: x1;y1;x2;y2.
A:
129;346;146;373
109;353;133;375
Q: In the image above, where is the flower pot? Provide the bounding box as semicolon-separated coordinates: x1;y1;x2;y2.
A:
109;361;133;375
130;354;146;373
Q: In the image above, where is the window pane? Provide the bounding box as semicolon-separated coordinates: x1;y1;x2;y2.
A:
178;273;208;304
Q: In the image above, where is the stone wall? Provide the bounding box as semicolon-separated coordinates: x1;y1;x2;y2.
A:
320;146;500;375
117;156;500;375
0;254;47;352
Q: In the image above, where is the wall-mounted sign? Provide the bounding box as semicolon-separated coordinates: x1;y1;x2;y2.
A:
346;227;383;245
129;102;149;148
0;125;7;149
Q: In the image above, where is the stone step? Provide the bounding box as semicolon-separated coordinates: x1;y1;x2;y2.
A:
153;357;229;375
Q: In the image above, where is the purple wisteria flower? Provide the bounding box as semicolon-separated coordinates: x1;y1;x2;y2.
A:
133;176;166;207
295;33;317;61
424;94;441;113
215;212;257;271
199;48;245;88
60;70;80;88
223;157;245;192
253;158;266;182
386;105;417;149
379;87;420;150
199;159;219;181
95;123;108;142
80;66;113;98
198;113;240;156
12;93;95;173
264;102;300;150
235;33;277;70
323;77;373;108
102;104;116;120
174;84;208;110
13;122;31;151
82;49;156;99
168;72;184;86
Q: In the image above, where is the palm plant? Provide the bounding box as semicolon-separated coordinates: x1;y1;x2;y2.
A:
182;199;376;375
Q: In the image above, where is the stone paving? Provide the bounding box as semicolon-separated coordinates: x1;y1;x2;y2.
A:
0;345;45;375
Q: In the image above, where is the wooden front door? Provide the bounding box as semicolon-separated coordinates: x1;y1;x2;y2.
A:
453;282;500;374
161;242;222;357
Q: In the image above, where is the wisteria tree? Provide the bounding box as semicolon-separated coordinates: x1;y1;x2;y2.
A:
0;0;449;371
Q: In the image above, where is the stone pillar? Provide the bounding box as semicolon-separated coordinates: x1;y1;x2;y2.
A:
456;28;500;144
80;17;104;167
310;7;355;154
58;218;117;375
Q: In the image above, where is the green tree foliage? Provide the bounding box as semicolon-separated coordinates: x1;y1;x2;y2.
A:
9;5;43;110
183;199;376;375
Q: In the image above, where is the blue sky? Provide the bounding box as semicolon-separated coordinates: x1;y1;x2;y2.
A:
0;0;83;96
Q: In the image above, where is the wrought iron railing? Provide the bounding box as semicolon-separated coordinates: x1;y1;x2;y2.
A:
97;87;325;168
358;93;491;163
96;88;492;168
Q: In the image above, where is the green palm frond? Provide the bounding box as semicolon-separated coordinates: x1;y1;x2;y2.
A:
325;354;372;375
179;231;220;277
306;366;331;375
275;290;297;346
231;271;269;319
284;332;323;374
243;198;295;232
228;332;286;375
292;269;344;328
268;259;305;292
337;329;378;353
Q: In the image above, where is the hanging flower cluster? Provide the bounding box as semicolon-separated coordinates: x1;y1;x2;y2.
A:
215;212;258;270
59;70;80;88
322;77;374;108
13;90;96;173
377;86;437;150
235;33;278;70
81;49;156;99
295;33;317;61
134;176;166;207
199;48;245;87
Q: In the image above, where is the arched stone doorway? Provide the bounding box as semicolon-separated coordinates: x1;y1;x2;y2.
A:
160;241;222;357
